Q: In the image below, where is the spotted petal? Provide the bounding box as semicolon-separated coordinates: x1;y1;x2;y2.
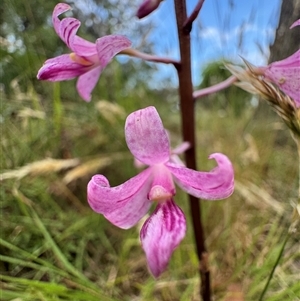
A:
264;50;300;105
125;106;170;165
140;199;186;277
166;153;234;200
87;168;153;229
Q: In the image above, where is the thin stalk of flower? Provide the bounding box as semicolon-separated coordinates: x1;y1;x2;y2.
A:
53;82;63;134
193;75;237;100
183;0;205;32
120;48;180;68
258;230;291;301
174;0;211;299
294;137;300;200
291;123;300;226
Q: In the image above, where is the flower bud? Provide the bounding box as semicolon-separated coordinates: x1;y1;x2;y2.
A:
136;0;163;19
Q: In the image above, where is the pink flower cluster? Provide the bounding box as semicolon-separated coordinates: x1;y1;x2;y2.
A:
37;3;236;278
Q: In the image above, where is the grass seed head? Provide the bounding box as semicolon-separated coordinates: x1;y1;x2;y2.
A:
226;60;300;138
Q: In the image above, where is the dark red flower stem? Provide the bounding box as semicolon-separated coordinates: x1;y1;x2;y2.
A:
183;0;205;32
174;0;211;300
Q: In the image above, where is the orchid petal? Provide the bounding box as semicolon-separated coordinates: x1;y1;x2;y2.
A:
172;142;191;155
72;36;97;56
58;17;81;49
125;106;170;165
140;199;186;277
96;35;132;68
37;54;88;81
264;50;300;105
170;142;190;166
59;18;97;55
290;19;300;29
76;66;102;102
166;153;234;200
87;168;153;229
267;50;300;68
52;3;97;56
52;3;71;37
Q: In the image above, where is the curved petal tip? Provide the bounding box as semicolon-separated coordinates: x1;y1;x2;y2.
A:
87;169;153;229
167;152;234;200
290;19;300;29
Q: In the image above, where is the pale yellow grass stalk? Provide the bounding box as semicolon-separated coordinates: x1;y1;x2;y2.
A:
63;156;113;184
1;158;80;180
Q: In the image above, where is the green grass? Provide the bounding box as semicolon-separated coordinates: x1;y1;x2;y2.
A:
1;83;300;301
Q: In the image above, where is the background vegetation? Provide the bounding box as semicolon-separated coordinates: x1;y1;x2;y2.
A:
1;0;299;300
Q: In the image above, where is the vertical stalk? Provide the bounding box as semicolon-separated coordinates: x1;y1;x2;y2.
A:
292;135;300;232
53;82;63;134
173;0;211;300
297;138;300;200
258;232;290;301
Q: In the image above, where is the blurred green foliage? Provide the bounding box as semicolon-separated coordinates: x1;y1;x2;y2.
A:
198;61;252;117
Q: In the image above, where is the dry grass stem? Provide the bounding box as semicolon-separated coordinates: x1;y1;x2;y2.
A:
95;100;126;125
1;158;80;180
63;157;113;184
235;180;284;214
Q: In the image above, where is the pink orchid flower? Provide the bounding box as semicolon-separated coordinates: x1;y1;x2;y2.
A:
136;0;163;19
87;106;234;277
37;3;131;102
254;19;300;106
